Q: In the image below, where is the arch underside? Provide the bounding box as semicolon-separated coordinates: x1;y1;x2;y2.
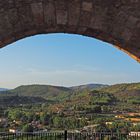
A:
0;0;140;62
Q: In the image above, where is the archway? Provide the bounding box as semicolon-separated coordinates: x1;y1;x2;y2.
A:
0;0;139;62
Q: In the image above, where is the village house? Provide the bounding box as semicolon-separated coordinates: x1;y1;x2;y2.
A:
129;132;140;137
105;122;113;125
0;118;7;123
9;128;19;133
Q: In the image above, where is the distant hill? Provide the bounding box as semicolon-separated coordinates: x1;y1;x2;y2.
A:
98;83;140;103
99;83;140;94
0;84;108;102
70;84;108;91
0;83;140;106
62;82;140;112
99;82;140;98
9;85;72;101
9;84;108;100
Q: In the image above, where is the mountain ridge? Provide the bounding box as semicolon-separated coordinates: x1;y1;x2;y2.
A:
0;83;105;100
0;82;140;107
70;83;108;91
0;82;140;101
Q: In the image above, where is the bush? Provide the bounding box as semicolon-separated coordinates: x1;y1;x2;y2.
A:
22;124;33;132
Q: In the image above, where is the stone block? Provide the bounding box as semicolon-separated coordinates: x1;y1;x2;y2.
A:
56;10;67;25
31;2;44;26
121;28;132;42
82;1;93;12
68;0;81;26
44;1;56;26
55;0;68;25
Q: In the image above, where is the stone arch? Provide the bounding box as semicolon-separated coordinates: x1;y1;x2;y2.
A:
0;0;140;62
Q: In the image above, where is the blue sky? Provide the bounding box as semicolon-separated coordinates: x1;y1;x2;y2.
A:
0;33;140;88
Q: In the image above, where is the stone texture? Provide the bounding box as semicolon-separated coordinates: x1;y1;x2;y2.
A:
0;0;139;62
31;2;44;26
82;1;93;12
55;0;68;25
44;0;56;27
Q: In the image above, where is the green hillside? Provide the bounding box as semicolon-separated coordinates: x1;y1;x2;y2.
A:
100;83;140;94
0;83;140;107
10;85;72;101
62;82;140;113
0;84;105;101
99;83;140;103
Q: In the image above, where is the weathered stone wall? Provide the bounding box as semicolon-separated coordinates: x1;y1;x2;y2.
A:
0;0;139;62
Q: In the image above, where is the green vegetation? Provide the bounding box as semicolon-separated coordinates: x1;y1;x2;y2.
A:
89;90;115;105
0;82;140;133
0;95;51;107
100;83;140;93
11;85;72;101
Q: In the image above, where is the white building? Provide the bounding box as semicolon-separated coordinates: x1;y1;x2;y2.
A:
129;132;140;137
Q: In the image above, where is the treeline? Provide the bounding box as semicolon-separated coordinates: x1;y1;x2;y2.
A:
0;95;47;106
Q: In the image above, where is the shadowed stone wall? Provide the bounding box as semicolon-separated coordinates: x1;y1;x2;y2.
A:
0;0;140;62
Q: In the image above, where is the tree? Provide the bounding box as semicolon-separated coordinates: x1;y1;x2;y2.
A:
8;110;24;121
131;124;140;131
52;116;63;128
40;113;50;125
22;124;33;132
